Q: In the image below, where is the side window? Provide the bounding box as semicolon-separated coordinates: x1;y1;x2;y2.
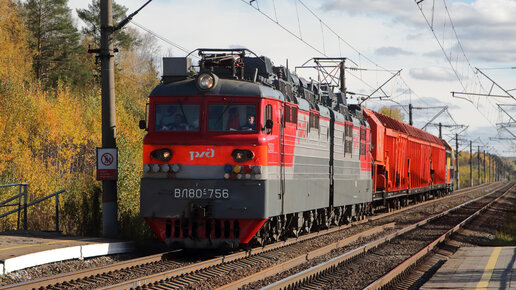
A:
141;103;149;130
264;104;273;134
359;127;365;156
344;123;353;155
309;111;320;130
284;105;298;126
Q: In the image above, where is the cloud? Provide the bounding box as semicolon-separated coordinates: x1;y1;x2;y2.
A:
409;67;456;81
321;0;516;63
375;46;414;56
320;0;416;20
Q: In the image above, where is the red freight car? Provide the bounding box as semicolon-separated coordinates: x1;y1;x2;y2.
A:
364;108;449;204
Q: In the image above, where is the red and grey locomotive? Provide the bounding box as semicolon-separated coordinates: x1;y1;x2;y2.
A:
139;49;453;248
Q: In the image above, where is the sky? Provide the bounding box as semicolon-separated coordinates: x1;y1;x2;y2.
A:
69;0;516;156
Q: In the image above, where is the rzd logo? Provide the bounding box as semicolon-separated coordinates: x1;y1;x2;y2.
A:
189;148;215;160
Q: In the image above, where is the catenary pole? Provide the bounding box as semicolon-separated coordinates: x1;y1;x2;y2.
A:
477;146;480;185
483;150;486;184
488;154;491;182
469;141;473;187
92;0;151;237
455;133;459;189
409;104;413;126
100;0;118;237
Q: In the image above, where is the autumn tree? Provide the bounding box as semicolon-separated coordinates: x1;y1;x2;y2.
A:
379;106;405;122
0;0;31;85
24;0;90;88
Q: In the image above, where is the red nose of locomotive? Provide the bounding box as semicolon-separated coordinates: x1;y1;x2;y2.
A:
140;73;274;247
141;143;270;248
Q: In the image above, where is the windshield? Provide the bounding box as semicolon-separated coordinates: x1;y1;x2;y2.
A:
208;104;257;131
155;104;200;131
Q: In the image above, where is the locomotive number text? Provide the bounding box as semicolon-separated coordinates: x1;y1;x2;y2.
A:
173;188;230;199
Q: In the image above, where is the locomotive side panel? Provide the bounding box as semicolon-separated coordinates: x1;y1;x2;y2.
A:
333;116;372;207
282;108;330;214
262;98;283;217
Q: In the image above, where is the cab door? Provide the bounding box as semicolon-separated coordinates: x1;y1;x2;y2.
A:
263;100;283;215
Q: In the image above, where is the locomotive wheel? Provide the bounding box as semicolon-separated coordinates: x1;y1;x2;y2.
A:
333;207;343;226
342;206;352;224
303;211;314;233
313;209;328;230
322;208;332;229
355;204;366;220
270;216;286;242
290;214;304;238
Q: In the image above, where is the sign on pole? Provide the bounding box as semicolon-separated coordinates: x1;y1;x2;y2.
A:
97;148;118;180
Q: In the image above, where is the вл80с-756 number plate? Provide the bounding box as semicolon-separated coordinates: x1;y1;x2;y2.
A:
173;188;230;199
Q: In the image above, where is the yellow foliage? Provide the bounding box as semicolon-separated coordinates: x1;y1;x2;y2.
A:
379;106;405;122
0;0;32;84
0;8;158;236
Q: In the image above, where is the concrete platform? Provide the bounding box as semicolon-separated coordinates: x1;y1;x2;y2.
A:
422;247;516;289
0;231;135;274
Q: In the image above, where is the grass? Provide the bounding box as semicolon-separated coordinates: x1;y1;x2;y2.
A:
490;199;516;246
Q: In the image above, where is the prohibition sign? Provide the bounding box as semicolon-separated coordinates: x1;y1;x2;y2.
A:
101;152;114;166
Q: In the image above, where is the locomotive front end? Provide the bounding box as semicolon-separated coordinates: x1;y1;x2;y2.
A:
140;55;280;248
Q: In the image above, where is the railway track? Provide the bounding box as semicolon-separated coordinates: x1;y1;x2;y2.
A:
261;182;513;290
2;182;504;290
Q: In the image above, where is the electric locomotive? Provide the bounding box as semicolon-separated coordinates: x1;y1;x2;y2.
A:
140;49;373;248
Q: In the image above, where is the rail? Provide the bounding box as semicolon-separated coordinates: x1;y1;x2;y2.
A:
0;183;66;232
263;182;510;289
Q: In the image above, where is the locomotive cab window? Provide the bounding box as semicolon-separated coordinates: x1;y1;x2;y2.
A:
208;104;257;131
264;104;273;134
155;104;200;131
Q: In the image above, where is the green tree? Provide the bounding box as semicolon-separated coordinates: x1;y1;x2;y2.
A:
76;0;139;51
379;106;405;122
24;0;90;88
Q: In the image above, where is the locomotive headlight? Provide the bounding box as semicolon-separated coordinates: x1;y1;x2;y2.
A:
196;72;217;91
232;149;255;162
151;148;172;162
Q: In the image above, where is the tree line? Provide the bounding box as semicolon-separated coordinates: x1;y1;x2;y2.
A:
0;0;159;238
